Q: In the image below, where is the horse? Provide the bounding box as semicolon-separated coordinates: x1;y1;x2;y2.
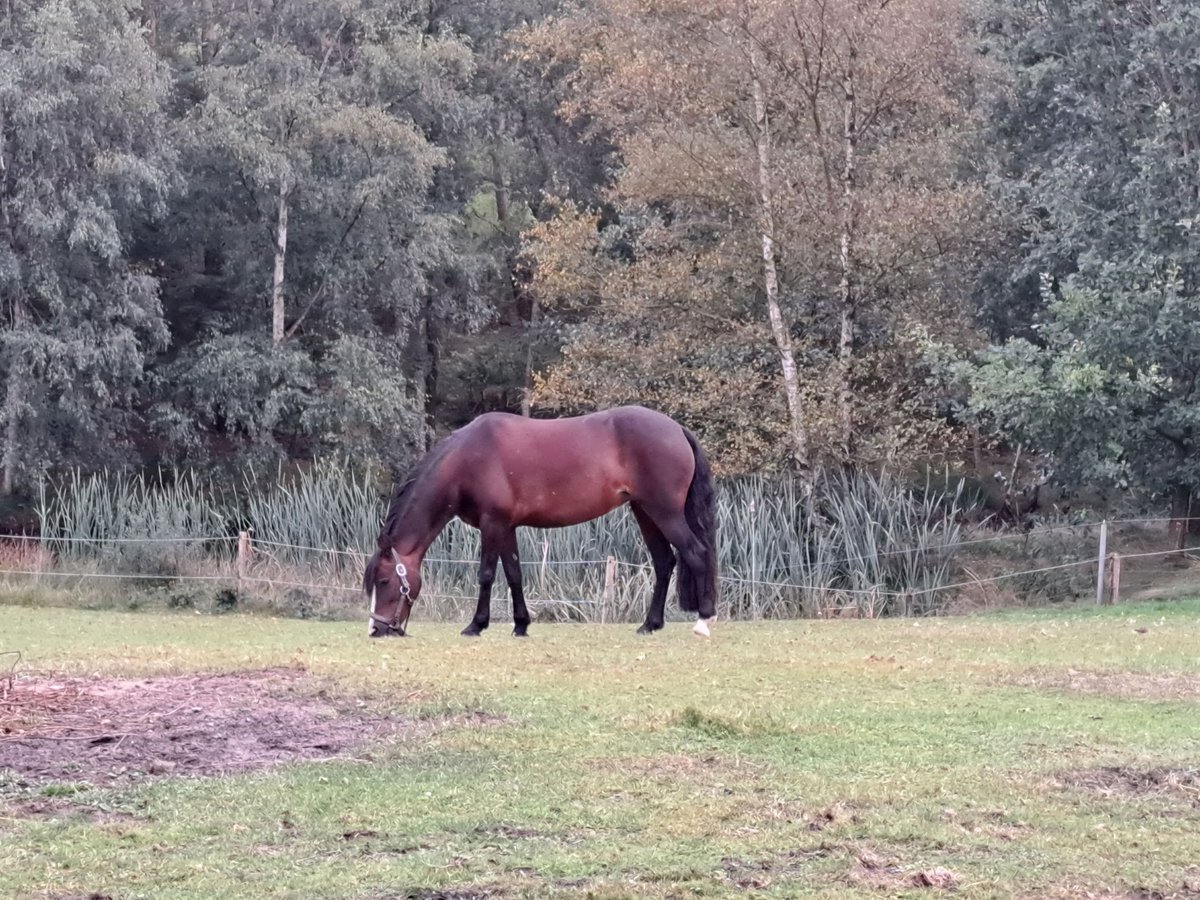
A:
363;405;719;639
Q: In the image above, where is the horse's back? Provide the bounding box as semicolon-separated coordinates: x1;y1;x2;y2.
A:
447;406;694;527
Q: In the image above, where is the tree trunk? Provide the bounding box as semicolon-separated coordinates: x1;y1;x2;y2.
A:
271;186;289;344
1;374;21;496
140;0;159;52
836;43;858;464
750;48;812;489
422;294;439;447
2;294;25;496
199;0;216;65
1169;481;1193;549
0;106;20;496
521;299;539;417
491;131;510;232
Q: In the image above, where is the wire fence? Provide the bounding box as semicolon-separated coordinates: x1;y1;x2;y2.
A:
1;516;1197;623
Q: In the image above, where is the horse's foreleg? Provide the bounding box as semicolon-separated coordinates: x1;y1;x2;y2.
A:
463;533;500;637
632;504;674;634
498;530;530;637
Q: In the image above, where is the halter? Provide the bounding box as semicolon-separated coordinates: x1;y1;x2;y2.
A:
369;549;413;636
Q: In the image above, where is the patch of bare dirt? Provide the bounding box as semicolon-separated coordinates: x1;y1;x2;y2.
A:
1057;766;1200;808
0;666;410;788
1008;668;1200;702
804;801;864;832
848;849;960;891
1031;878;1200;899
474;824;543;840
940;807;1031;843
720;843;838;891
3;795;146;825
376;889;507;899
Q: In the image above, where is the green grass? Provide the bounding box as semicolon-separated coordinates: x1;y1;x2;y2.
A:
2;600;1199;898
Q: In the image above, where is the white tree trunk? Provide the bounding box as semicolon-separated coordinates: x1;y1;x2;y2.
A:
2;294;26;495
272;186;289;344
521;299;539;417
837;46;859;463
1;108;21;495
751;51;812;488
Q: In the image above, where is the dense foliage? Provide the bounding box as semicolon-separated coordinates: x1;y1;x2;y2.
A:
2;0;1198;520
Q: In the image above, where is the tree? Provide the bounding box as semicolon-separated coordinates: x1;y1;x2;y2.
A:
970;0;1200;530
146;0;484;466
521;0;984;480
413;0;615;420
969;265;1200;529
0;0;173;493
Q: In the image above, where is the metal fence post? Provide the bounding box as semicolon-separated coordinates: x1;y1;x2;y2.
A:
1094;519;1108;606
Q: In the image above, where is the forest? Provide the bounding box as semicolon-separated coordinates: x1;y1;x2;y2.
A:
2;0;1198;528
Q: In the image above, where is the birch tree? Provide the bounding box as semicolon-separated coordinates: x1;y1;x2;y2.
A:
152;0;481;465
521;0;983;476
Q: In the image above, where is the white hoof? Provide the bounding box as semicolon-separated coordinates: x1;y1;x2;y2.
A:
693;617;714;638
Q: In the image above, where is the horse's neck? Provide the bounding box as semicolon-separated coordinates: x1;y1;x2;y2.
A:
390;487;454;560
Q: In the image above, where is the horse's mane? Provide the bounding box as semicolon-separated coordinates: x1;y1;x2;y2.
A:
377;436;455;549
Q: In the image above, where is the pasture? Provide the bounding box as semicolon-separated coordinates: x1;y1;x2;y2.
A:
1;601;1198;899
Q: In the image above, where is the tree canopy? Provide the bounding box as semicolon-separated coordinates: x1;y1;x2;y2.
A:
0;0;1197;518
965;0;1200;523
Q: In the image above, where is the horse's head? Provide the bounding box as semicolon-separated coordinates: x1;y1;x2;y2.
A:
364;547;422;638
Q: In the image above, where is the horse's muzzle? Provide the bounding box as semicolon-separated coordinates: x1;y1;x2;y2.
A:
368;619;406;638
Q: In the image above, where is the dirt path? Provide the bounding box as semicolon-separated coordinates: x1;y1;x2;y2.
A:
0;667;405;786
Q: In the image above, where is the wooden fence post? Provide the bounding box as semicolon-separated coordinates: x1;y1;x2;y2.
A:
237;531;252;595
602;555;617;624
1107;552;1122;606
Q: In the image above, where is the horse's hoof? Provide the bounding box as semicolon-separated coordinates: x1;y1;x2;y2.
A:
692;618;712;638
461;625;485;637
636;623;662;635
369;627;406;638
512;629;529;638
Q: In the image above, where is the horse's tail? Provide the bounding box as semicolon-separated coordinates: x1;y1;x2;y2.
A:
679;427;718;618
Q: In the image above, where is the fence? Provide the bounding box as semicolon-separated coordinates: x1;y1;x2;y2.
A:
1;516;1196;623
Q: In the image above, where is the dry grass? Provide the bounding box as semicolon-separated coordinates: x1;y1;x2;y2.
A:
1008;668;1200;701
1055;766;1200;808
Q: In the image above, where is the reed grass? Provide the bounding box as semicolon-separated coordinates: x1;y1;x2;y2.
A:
19;463;1104;622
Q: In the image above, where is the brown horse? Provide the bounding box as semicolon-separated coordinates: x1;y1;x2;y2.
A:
363;405;718;638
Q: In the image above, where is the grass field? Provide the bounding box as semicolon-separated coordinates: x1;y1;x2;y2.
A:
1;601;1199;899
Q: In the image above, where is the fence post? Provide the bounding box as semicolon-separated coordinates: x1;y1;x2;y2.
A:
603;556;617;624
237;531;252;595
1107;552;1122;606
1094;519;1108;606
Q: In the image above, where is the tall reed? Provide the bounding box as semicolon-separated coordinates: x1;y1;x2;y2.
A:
38;469;231;578
32;464;977;621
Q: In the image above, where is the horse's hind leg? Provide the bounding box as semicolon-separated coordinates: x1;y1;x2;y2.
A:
498;530;530;637
631;503;675;634
639;506;715;625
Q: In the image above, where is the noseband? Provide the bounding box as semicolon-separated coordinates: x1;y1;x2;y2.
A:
370;550;413;635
